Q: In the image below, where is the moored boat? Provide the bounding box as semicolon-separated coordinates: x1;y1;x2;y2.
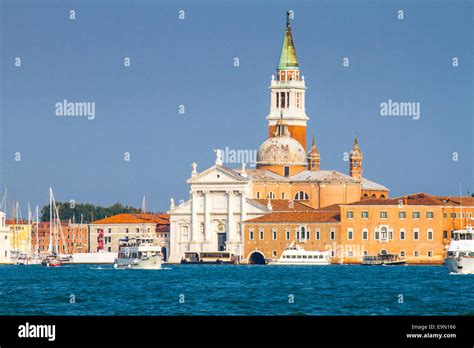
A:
267;241;331;265
181;251;237;264
445;226;474;274
362;252;406;266
41;254;62;267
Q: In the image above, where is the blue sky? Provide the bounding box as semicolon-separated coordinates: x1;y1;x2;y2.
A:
0;0;472;213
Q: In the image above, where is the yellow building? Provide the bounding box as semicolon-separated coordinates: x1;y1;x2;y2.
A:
7;221;32;257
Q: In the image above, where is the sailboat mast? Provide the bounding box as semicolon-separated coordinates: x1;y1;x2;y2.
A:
35;205;39;254
460;184;463;230
49;188;53;254
27;202;31;255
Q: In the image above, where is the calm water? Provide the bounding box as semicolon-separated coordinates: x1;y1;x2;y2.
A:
0;264;472;316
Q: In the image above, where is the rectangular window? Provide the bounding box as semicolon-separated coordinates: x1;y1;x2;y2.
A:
347;229;353;240
426;212;434;219
450;212;456;218
276;92;279;108
347;211;354;219
400;230;405;240
443;213;447;219
361;211;369;219
362;230;368;240
315;229;320;240
400;251;405;257
427;230;433;240
249;230;254;240
413;230;419;240
413;211;420;219
259;230;264;240
443;230;448;239
272;230;277;240
399;211;406;219
414;250;419;257
286;230;290;240
330;230;335;240
374;230;380;240
380;211;387;219
281;92;286;108
428;251;433;257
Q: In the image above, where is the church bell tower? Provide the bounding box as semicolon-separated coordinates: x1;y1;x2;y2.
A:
349;135;363;179
267;12;309;151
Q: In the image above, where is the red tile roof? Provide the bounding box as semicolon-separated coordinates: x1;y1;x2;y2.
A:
253;199;316;212
244;210;340;224
91;213;169;225
349;193;474;206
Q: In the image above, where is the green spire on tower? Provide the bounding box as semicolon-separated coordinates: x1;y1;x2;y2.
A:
278;11;299;70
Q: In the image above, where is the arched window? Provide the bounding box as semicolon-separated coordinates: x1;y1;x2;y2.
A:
380;194;386;199
294;191;309;200
381;226;388;240
267;192;275;199
371;194;376;198
363;193;369;198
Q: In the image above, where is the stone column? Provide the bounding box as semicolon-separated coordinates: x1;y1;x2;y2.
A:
227;190;234;244
204;190;211;241
190;190;197;243
238;191;246;258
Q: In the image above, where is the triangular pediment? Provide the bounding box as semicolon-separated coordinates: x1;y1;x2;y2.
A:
167;199;191;215
187;165;249;185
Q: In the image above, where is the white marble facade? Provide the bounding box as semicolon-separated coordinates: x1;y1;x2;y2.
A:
168;157;269;263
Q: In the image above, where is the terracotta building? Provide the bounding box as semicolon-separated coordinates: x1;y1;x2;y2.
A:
243;193;474;265
32;221;89;255
243;203;340;264
339;193;474;264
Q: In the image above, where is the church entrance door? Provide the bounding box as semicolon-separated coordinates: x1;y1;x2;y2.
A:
217;233;227;251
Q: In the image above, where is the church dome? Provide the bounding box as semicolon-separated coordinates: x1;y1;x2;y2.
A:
257;136;307;166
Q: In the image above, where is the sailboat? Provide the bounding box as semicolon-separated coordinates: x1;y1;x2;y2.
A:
42;188;68;267
27;205;42;265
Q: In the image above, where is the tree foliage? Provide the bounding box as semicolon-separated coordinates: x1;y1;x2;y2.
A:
40;202;142;223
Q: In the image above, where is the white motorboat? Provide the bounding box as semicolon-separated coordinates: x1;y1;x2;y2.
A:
445;226;474;274
268;241;331;265
114;237;162;270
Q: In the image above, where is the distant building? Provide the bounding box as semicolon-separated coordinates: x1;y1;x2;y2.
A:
339;193;474;264
242;193;474;264
243;204;340;264
89;214;170;260
0;212;12;264
32;221;89;255
5;220;30;258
